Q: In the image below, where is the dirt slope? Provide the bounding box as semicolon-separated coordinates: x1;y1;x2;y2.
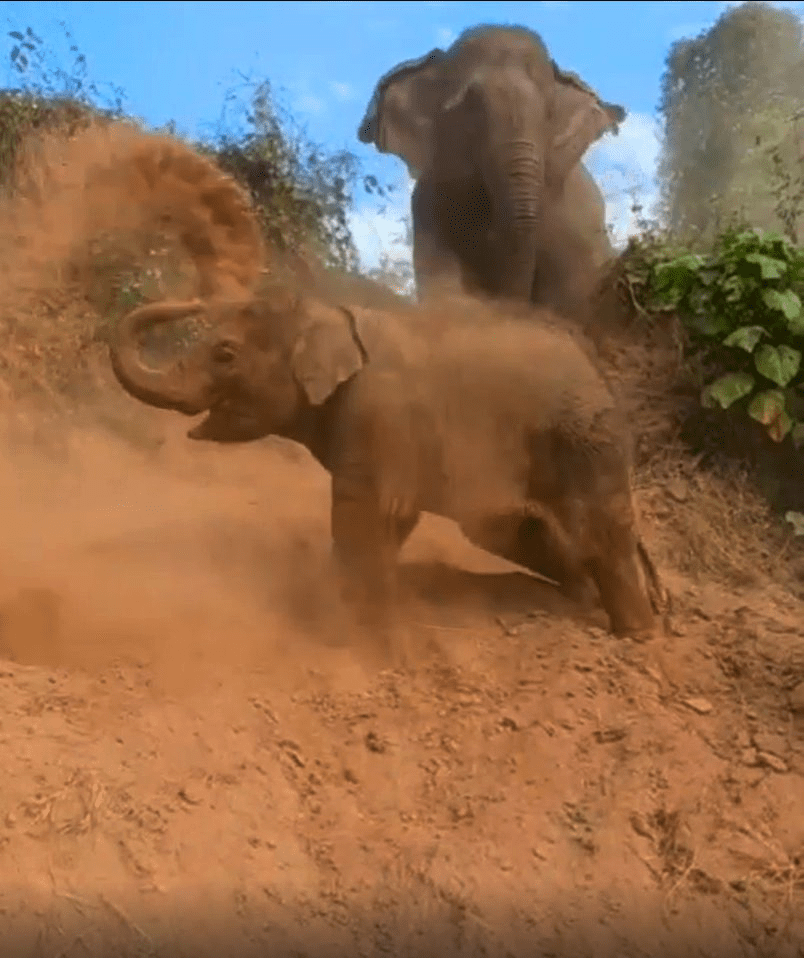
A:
0;117;801;958
0;414;801;958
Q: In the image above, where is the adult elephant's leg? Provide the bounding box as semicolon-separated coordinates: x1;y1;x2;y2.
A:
535;164;614;322
411;176;466;301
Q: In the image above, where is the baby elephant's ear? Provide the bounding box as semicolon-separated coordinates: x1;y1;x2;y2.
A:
290;302;366;406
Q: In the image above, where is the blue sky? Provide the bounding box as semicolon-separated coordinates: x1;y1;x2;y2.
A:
3;0;804;272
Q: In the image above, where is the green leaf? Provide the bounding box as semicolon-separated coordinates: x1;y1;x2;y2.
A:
754;344;801;387
655;254;705;275
685;307;732;338
762;288;802;322
747;389;792;441
722;325;766;352
755;229;789;248
652;254;705;292
701;372;755;409
745;253;787;279
784;510;804;536
786;310;804;337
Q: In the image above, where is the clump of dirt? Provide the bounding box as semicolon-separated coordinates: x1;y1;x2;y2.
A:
0;119;802;957
8;120;265;298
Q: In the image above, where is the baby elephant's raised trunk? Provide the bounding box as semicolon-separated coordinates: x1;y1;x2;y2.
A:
109;300;209;414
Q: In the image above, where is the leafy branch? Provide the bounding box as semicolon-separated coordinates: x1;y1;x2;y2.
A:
649;227;804;445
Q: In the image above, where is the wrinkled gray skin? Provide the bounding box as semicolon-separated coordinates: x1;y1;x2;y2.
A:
357;24;624;320
108;294;662;646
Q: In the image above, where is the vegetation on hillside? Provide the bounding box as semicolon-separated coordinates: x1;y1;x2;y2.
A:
615;1;804;530
1;20;395;277
657;1;804;244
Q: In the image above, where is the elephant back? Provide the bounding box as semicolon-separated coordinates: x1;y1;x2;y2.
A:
346;304;429;371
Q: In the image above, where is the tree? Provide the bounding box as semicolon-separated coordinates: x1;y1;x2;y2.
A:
657;1;804;242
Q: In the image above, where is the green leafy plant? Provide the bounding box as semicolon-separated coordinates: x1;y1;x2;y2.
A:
649;227;804;444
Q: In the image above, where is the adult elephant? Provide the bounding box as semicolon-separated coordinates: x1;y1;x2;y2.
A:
357;25;625;321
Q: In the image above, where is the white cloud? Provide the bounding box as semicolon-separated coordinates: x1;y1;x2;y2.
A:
435;26;455;45
585;111;662;248
329;81;354;101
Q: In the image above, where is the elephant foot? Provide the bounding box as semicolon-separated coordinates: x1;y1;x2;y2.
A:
592;562;657;639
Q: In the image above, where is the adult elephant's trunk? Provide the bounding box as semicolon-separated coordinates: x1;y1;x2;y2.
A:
490;139;545;301
474;71;546;303
109;300;210;414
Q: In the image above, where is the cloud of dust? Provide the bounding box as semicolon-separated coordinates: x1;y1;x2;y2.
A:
0;120;266;310
0;120;384;697
0;416;379;697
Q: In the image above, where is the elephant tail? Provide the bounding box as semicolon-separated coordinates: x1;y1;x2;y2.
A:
636;537;672;633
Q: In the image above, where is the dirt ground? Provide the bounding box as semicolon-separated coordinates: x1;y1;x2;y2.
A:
0;119;802;958
0;410;800;958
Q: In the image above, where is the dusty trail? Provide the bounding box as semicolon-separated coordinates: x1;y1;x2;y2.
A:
0;118;801;957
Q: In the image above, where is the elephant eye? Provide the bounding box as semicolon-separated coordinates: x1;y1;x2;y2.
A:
212;340;238;364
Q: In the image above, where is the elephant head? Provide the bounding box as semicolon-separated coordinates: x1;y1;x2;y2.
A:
358;24;625;301
107;290;415;446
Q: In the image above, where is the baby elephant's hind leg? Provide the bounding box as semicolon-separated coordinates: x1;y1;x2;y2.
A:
513;513;598;607
583;497;655;637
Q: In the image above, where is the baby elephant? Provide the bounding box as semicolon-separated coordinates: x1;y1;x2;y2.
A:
108;286;663;640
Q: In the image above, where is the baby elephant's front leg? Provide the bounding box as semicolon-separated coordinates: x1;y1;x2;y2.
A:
585;496;656;638
330;475;408;662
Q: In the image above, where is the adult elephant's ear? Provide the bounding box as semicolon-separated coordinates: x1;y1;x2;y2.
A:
290;302;367;406
548;64;626;188
357;49;448;176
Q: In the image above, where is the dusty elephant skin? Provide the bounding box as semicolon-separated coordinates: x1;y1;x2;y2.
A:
357;24;624;323
108;289;661;647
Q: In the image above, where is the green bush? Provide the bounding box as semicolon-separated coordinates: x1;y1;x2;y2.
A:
204;79;366;273
648;227;804;445
0;25;124;186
